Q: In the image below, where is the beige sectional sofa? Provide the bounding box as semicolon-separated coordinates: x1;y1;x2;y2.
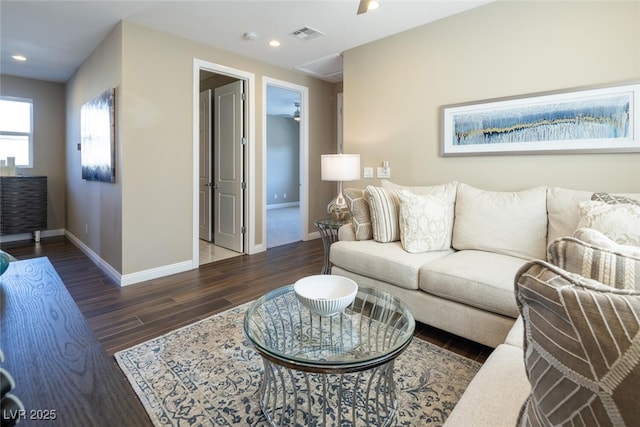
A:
330;180;640;425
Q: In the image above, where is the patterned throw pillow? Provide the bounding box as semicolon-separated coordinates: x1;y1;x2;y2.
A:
343;188;372;241
591;192;640;206
366;186;400;243
547;231;640;290
577;200;640;246
397;190;452;253
515;260;640;427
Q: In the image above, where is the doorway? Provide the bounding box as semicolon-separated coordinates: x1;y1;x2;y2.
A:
193;60;256;266
264;78;309;249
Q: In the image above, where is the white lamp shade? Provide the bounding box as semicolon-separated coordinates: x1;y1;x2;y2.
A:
321;154;360;181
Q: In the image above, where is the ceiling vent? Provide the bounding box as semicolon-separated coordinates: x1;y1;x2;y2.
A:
289;26;324;41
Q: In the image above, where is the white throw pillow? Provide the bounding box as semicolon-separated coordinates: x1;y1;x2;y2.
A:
398;190;452;253
452;184;548;260
366;186;400;243
577;201;640;246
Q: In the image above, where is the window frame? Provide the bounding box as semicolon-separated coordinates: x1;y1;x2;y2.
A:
0;96;34;168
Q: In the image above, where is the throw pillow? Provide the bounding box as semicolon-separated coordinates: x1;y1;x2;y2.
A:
515;260;640;427
591;192;640;207
547;232;640;291
366;185;400;243
577;200;640;246
343;188;372;241
397;190;452;253
573;228;640;258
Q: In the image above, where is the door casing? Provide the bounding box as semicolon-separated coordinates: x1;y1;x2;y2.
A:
262;77;310;248
192;59;257;268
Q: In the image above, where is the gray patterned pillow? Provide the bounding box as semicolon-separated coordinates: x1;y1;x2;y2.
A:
591;192;640;206
366;185;400;243
515;260;640;427
343;188;372;241
547;232;640;291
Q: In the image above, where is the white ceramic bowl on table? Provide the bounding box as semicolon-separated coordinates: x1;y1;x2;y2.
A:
294;275;358;316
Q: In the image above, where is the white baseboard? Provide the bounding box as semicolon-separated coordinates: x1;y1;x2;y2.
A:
266;202;300;210
65;231;196;287
0;228;65;243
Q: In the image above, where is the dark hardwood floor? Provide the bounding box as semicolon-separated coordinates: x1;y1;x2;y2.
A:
2;236;491;362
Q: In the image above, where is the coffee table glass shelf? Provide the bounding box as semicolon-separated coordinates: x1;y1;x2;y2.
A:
244;284;415;426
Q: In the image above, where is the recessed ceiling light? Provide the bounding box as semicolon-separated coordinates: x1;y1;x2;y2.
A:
268;40;281;47
368;1;380;11
11;55;27;62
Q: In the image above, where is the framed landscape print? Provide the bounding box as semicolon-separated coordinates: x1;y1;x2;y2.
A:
441;82;640;156
81;88;116;182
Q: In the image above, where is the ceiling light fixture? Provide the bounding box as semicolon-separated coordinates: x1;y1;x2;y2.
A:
268;40;281;47
357;0;380;15
11;55;27;62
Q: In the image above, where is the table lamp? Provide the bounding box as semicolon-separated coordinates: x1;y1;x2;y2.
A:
321;154;360;221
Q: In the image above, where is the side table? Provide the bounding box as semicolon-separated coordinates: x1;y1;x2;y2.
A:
314;218;350;274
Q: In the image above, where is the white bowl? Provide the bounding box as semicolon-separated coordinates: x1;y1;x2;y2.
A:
294;275;358;316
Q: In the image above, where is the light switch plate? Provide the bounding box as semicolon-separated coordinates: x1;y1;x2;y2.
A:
377;167;391;178
363;167;374;178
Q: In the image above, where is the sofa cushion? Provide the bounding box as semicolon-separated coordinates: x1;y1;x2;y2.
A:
548;229;640;290
419;250;525;318
344;188;372;241
452;184;548;260
515;260;640;427
546;187;593;248
577;200;640;246
366;186;401;243
397;190;452;253
443;344;529;427
330;240;452;290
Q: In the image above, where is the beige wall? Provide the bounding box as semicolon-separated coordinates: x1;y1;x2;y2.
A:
66;23;123;271
0;75;66;232
343;1;640;192
67;21;337;277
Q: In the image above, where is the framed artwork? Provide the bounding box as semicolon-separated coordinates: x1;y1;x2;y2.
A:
441;82;640;156
81;88;116;182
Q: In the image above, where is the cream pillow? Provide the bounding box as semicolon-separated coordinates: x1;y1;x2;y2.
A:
577;200;640;246
452;184;548;260
366;186;400;243
397;190;452;253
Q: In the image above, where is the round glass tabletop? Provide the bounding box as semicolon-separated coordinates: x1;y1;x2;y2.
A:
243;284;415;373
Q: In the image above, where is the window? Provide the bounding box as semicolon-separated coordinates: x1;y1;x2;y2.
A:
0;97;33;167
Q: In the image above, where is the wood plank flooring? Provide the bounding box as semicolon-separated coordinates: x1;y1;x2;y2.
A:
2;236;491;362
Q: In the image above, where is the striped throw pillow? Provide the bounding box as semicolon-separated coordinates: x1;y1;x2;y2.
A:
366;186;400;243
548;234;640;291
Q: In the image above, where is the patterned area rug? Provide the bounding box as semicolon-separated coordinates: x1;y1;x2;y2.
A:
115;303;481;426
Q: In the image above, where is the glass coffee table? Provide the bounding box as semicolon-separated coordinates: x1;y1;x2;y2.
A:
244;284;415;426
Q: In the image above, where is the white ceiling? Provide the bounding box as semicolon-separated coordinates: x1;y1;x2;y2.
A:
0;0;491;84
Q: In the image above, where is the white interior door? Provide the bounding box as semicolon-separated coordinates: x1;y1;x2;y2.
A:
214;80;244;252
199;89;212;241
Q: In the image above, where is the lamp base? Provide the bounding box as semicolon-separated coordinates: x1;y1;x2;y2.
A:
327;194;351;221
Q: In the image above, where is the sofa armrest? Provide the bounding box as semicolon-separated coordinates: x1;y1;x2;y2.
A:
337;223;356;241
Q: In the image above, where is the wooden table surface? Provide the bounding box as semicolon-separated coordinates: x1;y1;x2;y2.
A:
0;257;150;426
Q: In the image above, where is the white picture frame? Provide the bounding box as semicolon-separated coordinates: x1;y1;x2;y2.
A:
441;82;640;156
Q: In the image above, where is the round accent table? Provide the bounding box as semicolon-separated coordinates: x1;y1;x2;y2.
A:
314;218;350;274
244;285;415;427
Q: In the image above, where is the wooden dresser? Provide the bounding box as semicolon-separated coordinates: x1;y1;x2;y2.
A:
0;176;48;239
